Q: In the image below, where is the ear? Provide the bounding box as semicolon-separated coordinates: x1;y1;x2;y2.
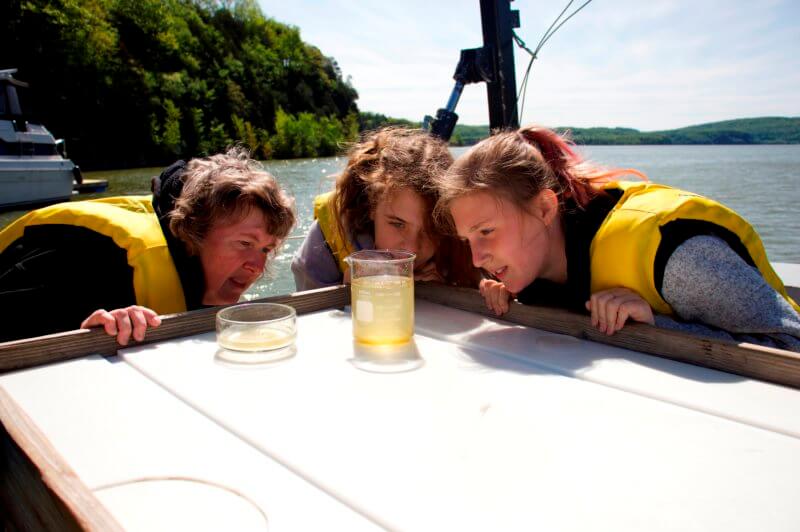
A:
529;189;559;226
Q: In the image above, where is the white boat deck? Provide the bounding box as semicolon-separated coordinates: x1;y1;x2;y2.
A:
3;267;800;530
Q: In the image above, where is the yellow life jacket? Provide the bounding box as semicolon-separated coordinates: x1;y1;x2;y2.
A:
313;191;354;274
590;181;800;315
0;196;187;314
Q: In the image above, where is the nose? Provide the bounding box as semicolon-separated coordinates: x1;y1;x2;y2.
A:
408;231;435;265
404;238;419;256
470;239;487;268
243;250;267;275
403;233;424;255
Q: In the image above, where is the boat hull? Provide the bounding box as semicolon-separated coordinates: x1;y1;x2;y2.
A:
0;157;75;209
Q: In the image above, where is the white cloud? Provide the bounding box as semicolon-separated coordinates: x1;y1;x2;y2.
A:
259;0;799;129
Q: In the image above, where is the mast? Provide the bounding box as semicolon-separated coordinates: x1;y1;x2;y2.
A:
425;0;520;140
480;0;520;131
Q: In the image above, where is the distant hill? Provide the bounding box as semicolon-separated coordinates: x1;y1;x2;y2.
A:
359;115;800;146
563;117;800;145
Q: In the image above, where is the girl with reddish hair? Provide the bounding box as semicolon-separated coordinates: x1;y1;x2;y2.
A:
434;125;800;351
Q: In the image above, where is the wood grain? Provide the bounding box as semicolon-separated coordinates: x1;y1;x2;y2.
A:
416;283;800;390
0;388;123;531
0;285;350;373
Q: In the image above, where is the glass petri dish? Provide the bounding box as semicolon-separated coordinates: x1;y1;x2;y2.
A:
216;303;297;364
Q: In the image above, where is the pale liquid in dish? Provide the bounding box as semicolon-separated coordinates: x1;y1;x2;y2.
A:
351;274;414;345
217;327;295;352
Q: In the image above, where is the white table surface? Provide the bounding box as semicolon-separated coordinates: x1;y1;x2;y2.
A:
0;355;380;531
115;301;800;531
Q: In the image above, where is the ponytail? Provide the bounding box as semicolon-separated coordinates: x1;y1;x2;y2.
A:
517;125;646;208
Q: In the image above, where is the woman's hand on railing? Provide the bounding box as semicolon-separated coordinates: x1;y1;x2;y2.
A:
81;305;162;346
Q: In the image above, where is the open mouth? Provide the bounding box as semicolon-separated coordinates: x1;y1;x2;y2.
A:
492;266;508;280
228;278;249;291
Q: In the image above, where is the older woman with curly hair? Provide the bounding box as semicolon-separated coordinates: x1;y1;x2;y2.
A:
0;147;295;344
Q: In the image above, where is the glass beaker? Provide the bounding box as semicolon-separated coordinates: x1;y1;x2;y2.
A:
345;249;415;345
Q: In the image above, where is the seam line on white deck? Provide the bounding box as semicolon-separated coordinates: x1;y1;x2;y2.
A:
119;355;392;531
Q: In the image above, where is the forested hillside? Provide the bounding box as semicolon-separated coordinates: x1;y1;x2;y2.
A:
448;118;800;146
2;0;359;168
561;117;800;145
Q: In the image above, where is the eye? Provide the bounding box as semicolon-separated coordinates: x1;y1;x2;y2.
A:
479;228;494;237
237;240;253;249
389;221;406;229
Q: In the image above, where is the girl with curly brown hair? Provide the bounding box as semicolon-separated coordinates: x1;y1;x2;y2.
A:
292;127;476;290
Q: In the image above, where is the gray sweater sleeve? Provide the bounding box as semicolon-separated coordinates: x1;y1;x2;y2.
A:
653;235;800;352
290;221;344;291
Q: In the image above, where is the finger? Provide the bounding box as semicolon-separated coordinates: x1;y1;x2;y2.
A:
493;296;503;316
597;292;621;333
604;295;624;335
594;293;610;333
113;310;133;346
81;310;99;329
99;314;118;336
81;309;108;329
626;298;655;325
499;290;510;314
488;289;499;313
484;293;500;315
614;304;631;333
614;294;652;332
490;288;504;316
129;308;149;342
479;279;495;297
143;308;162;328
482;292;492;310
82;310;119;337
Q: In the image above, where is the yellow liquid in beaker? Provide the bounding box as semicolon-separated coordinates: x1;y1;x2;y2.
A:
351;274;414;345
218;327;295;352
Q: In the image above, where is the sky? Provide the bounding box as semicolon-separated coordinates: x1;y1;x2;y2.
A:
258;0;800;131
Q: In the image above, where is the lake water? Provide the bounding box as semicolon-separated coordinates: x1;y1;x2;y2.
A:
2;145;798;299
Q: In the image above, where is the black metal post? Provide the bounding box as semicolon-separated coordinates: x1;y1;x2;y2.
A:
480;0;519;131
425;0;520;141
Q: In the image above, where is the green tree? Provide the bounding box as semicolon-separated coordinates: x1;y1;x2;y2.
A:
3;0;361;167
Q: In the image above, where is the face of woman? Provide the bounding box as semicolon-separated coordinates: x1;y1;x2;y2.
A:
198;208;278;305
450;191;561;294
372;187;436;271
